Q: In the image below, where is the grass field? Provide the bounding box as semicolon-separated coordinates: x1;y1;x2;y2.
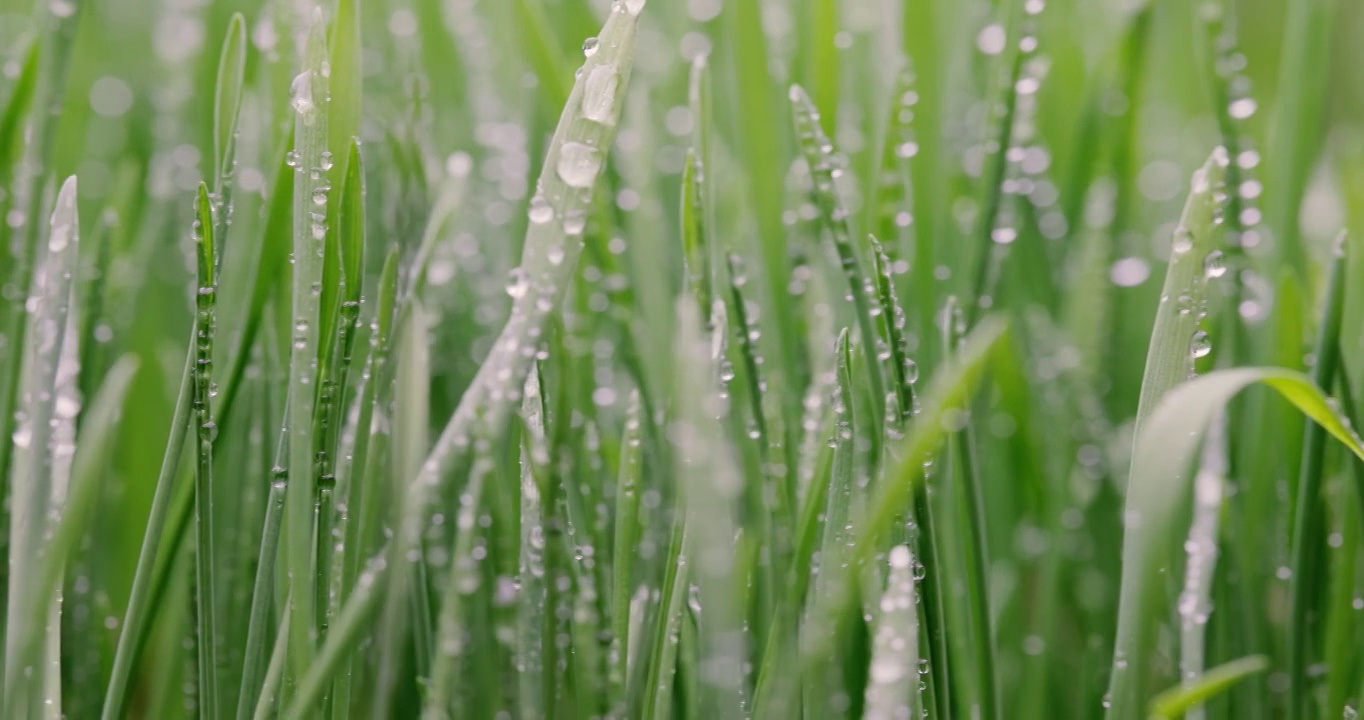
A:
2;0;1364;717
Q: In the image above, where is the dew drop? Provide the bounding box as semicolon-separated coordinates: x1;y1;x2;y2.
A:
1190;330;1212;359
557;142;602;189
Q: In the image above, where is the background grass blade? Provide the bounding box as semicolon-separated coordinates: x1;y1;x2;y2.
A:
1107;368;1364;720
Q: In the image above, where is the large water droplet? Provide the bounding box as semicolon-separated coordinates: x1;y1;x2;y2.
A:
581;66;620;125
557;142;602;189
528;195;554;224
1190;330;1212;359
290;71;314;115
1203;250;1226;278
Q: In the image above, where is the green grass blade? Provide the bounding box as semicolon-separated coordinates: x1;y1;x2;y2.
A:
102;339;194;720
284;556;387;718
235;471;286;720
0;40;39;185
3;175;80;716
283;9;331;681
1148;655;1270;719
608;389;643;714
359;4;643;706
801;317;1010;683
803;328;857;718
212;13;246;196
789;84;888;445
192;181;223;720
863;545;921;720
1286;236;1348;718
675;298;747;719
3;354;137;717
1106;368;1364;720
1133;149;1230;439
249;606;290;720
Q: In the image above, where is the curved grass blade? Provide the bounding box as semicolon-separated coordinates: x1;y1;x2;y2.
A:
801;317;1009;667
3;175;80;715
2;355;137;718
1148;655;1270;720
282;556;388;718
1105;368;1364;720
359;4;644;707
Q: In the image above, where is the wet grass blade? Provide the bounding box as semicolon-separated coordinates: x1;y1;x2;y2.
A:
3;354;137;717
191;182;223;720
1132;149;1229;439
863;545;921;720
802;317;1009;680
790;85;887;444
675;298;747;719
283;9;331;680
1286;236;1348;718
360;3;643;707
3;176;80;715
1106;368;1364;720
803;329;857;717
608;389;643;713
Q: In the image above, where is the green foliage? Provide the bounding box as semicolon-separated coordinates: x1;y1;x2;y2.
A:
2;0;1363;718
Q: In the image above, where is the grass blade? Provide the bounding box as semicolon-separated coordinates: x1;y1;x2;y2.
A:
1133;149;1230;439
362;3;643;708
283;9;331;680
1106;368;1364;720
1286;236;1348;718
191;181;223;720
1149;655;1270;719
3;175;80;716
863;545;921;720
3;355;137;718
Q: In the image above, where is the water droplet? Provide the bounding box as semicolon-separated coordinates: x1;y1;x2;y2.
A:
285;150;301;168
506;268;530;299
320;151;334;170
1171;228;1193;254
290;71;314;115
557;142;602;189
581;66;620;125
1190;330;1212;359
528;195;554;224
562;211;587;235
1203;250;1226;278
1228;97;1257;120
582;37;599;57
